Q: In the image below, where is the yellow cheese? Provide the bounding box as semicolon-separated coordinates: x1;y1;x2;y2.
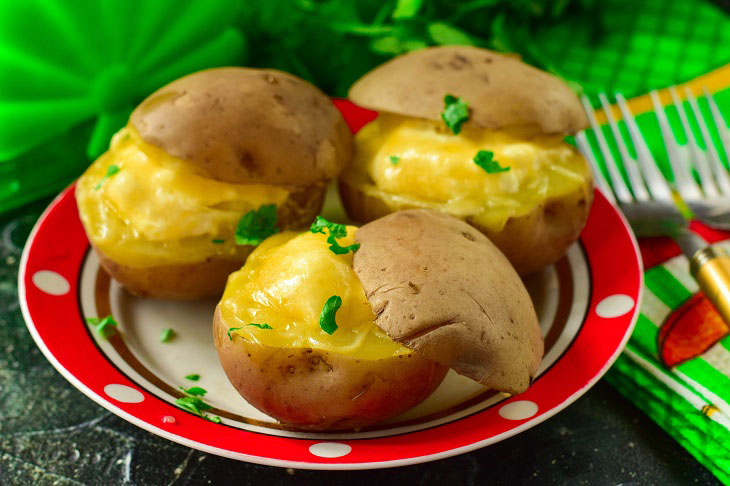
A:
76;127;290;267
350;114;590;232
220;229;410;360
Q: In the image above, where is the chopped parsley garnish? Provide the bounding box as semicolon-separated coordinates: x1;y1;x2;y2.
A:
180;386;206;396
211;239;225;244
309;216;360;255
175;385;221;423
159;328;175;342
389;155;400;165
86;315;118;339
473;150;510;173
227;327;243;341
248;323;273;330
94;165;120;190
235;204;279;246
441;94;469;134
185;374;200;381
319;295;342;335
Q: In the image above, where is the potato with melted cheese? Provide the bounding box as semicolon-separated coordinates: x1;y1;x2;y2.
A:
76;68;352;299
340;46;593;275
213;210;542;430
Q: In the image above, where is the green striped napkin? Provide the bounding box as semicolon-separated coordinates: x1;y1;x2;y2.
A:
605;244;730;484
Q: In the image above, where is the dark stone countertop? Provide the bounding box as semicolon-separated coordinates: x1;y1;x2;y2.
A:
0;199;719;485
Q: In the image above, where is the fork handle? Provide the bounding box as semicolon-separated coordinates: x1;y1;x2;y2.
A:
690;246;730;326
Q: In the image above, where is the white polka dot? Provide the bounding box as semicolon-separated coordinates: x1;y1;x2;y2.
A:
596;294;635;318
308;442;352;458
31;270;70;295
499;400;538;420
104;384;144;403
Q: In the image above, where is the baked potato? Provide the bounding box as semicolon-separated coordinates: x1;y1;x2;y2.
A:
76;68;353;299
214;210;543;430
340;46;593;275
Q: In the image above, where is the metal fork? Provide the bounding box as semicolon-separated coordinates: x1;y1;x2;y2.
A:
651;86;730;228
577;94;730;326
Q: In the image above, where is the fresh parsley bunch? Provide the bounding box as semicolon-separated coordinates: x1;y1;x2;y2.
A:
238;0;596;96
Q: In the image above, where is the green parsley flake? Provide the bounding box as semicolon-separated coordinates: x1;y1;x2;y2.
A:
180;386;207;396
309;216;360;255
86;315;118;339
185;374;200;381
441;94;469;134
248;323;273;330
94;165;120;190
235;204;279;246
473;150;510;173
319;295;342;335
159;328;175;342
227;326;243;341
389;155;400;165
211;239;225;244
176;386;220;423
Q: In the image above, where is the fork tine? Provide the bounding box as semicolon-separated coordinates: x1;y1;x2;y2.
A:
650;90;703;200
575;131;615;204
580;95;633;203
684;87;730;194
599;93;650;201
703;86;730;155
615;93;673;201
669;86;719;197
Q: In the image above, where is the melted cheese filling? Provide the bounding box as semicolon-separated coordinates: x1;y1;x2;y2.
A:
220;229;410;360
76;127;290;267
347;114;590;231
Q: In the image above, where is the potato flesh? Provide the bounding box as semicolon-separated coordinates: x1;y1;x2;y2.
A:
346;114;591;232
219;229;410;360
76;127;290;267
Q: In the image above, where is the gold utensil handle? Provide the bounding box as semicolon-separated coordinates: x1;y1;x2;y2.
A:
690;246;730;326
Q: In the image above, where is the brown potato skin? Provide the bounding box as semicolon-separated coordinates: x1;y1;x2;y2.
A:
89;182;326;300
96;247;246;300
131;68;353;186
349;46;588;135
339;178;593;275
213;307;448;430
353;210;543;394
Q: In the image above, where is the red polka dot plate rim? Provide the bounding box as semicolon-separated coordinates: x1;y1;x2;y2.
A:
18;100;642;470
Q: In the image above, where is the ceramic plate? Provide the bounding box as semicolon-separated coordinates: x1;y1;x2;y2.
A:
19;101;642;470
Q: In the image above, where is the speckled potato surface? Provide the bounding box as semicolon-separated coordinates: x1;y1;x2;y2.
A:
353;210;543;394
339;177;593;276
213;308;448;430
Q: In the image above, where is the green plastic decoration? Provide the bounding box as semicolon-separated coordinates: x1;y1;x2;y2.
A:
0;0;246;213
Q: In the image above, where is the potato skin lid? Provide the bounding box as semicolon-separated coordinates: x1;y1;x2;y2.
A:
349;46;587;135
353;209;543;394
130;67;353;185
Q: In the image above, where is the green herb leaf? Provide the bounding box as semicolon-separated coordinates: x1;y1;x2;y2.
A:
319;295;342;335
392;0;425;19
94;165;120;190
248;323;273;330
175;396;212;415
309;216;360;255
227;327;243;341
86;315;118;339
235;204;279;246
185;374;200;381
427;22;474;46
473;150;510;173
441;95;470;135
211;239;225;244
175;385;220;422
159;328;175;342
180;386;207;397
389;155;400;165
